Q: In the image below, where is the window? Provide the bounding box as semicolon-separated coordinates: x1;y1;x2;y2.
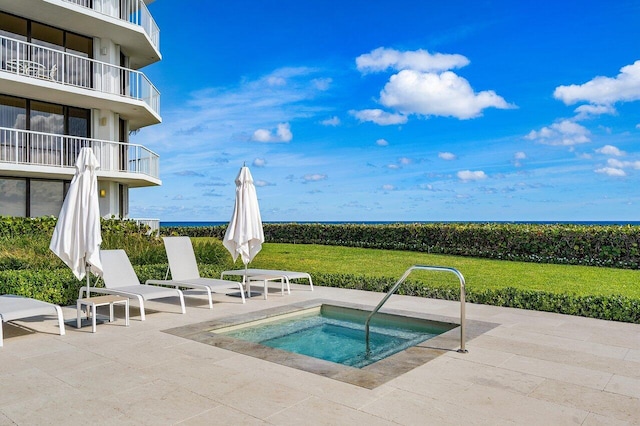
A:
0;177;70;217
30;180;64;217
0;178;26;217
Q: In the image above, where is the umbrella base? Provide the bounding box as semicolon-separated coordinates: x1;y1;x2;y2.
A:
227;291;262;298
66;317;108;329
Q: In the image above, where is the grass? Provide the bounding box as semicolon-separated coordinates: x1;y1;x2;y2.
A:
242;243;640;299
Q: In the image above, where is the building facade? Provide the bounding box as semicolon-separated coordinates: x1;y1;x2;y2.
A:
0;0;161;224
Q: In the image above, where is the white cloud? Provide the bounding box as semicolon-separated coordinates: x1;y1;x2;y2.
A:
356;47;469;74
251;122;293;143
513;151;526;167
350;109;408;125
376;138;389;146
254;180;274;187
399;157;412;165
573;104;616;120
596;145;625;156
595;167;626;177
312;77;332;91
381;184;397;191
379;70;513;119
387;164;400;170
253;158;266;167
438;152;456;160
607;158;640;169
457;170;487;181
554;60;640;105
303;173;327;182
525;120;591;146
321;116;340;126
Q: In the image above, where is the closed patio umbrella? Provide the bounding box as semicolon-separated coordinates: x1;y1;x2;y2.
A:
50;147;103;293
223;165;264;297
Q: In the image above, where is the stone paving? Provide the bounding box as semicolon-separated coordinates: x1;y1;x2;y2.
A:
1;283;638;425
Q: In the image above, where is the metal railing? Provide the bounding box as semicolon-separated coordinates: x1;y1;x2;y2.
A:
0;127;159;179
365;265;467;353
61;0;160;51
0;35;160;116
133;218;160;236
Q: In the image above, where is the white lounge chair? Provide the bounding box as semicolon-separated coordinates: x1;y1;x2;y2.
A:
220;268;314;295
146;237;245;308
0;294;65;347
80;250;186;321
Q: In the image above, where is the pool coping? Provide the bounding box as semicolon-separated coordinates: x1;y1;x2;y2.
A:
162;299;498;389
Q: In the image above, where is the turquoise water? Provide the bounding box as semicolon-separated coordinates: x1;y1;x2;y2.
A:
219;305;454;368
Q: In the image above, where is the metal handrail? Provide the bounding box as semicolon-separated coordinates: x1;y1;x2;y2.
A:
0;35;160;115
365;265;467;353
0;127;160;179
61;0;160;51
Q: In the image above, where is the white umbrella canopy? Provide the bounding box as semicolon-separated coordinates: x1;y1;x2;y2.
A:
49;147;103;281
223;166;265;266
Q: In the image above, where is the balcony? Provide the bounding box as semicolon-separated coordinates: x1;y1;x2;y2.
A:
62;0;160;53
0;35;160;129
0;127;160;187
0;0;160;68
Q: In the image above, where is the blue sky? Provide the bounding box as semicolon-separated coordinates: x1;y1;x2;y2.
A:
130;0;640;222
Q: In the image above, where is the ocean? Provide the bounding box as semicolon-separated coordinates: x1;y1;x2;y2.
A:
161;221;640;227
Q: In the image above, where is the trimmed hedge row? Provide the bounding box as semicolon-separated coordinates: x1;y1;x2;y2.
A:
163;223;640;269
309;272;640;324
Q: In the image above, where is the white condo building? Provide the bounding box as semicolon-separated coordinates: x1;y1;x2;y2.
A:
0;0;161;227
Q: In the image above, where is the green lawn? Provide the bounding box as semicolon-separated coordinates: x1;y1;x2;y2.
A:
243;243;640;298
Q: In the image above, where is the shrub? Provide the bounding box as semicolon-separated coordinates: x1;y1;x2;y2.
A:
163;223;640;269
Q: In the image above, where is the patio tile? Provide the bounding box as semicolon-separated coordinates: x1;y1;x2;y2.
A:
625;348;640;362
266;396;393;425
486;326;630;359
360;388;516;425
0;368;70;407
582;412;635;426
215;378;312;419
1;390;123;425
451;382;588;425
472;334;640;379
0;411;12;426
604;374;640;398
100;379;218;425
499;354;612;390
529;378;640;424
176;405;268;425
55;361;154;396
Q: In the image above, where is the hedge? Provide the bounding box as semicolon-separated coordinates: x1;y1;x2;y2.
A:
163;223;640;269
309;272;640;324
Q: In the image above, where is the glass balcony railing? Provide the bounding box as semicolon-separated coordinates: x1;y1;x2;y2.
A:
0;126;160;180
61;0;160;51
0;35;160;116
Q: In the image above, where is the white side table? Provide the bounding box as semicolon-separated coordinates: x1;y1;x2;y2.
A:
77;295;130;333
247;274;290;300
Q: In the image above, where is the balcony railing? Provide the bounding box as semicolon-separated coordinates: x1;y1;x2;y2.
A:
0;127;159;180
61;0;160;51
0;35;160;116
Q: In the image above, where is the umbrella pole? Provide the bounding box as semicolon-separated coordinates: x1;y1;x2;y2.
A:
244;262;250;298
85;258;91;299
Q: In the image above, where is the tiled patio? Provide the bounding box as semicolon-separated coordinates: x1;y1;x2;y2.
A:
1;283;638;425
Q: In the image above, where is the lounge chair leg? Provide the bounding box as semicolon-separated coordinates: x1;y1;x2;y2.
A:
54;305;65;336
206;288;213;309
239;284;246;304
308;276;314;291
177;290;186;314
0;322;4;347
137;296;146;321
